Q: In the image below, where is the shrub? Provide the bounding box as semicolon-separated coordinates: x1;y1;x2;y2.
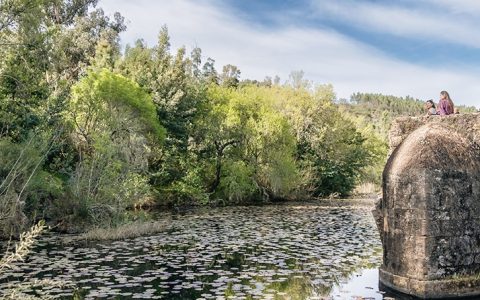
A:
67;138;152;227
0;134;60;238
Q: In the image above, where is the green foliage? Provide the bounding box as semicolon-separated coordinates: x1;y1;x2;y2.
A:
194;85;301;202
66;69;163;226
0;132;61;238
4;2;470;233
250;84;373;197
167;166;210;206
217;160;256;204
116;27;213;205
70;68;165;145
117;27;201;151
0;0;124;140
342;112;388;185
26;170;64;216
67;140;152;227
340;92;476;187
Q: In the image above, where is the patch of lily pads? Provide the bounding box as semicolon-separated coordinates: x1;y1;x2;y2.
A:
0;202;382;299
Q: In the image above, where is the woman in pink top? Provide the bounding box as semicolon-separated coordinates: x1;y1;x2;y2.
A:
437;91;454;115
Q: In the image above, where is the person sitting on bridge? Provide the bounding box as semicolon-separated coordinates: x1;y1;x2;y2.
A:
437;90;454;116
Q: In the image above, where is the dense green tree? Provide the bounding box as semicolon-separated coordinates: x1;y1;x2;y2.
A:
257;84;372;196
190;85;300;203
0;0;124;140
118;26;201;151
69;69;165;149
67;69;164;226
117;27;212;203
0;0;128;235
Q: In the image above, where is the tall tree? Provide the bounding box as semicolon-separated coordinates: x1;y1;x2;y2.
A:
220;64;241;88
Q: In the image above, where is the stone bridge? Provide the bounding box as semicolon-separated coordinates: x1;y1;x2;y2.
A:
374;113;480;298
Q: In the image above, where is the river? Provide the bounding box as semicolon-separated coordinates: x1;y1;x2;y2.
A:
0;200;416;299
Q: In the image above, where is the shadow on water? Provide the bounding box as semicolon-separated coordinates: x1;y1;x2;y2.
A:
0;200;435;299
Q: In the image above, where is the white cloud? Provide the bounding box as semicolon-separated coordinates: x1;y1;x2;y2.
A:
310;0;480;49
99;0;479;107
419;0;480;15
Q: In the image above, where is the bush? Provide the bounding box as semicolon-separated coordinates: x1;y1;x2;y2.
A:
67;137;152;227
216;160;256;204
0;134;59;238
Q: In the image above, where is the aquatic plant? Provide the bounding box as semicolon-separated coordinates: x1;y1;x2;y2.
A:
0;203;382;299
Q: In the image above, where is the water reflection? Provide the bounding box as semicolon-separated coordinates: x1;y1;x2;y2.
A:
1;201;389;299
331;268;381;299
331;268;422;300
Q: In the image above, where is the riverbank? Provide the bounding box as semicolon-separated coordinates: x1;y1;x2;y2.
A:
74;197;378;242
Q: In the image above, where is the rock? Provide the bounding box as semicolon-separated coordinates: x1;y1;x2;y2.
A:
375;114;480;299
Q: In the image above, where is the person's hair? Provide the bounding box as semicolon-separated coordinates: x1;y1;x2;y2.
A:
426;99;435;109
440;91;454;111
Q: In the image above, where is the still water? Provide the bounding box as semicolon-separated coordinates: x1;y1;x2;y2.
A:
0;200;415;299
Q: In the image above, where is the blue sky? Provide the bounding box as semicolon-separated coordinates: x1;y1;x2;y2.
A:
100;0;480;107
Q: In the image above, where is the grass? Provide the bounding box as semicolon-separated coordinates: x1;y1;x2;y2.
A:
79;220;169;241
0;220;47;272
448;271;480;281
352;182;380;196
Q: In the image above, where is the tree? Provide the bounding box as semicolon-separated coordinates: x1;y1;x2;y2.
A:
220;64;241;88
260;84;371;196
288;70;310;90
202;57;218;84
190;46;202;78
0;0;125;140
190;85;300;203
69;69;165;151
117;27;210;197
67;69;164;225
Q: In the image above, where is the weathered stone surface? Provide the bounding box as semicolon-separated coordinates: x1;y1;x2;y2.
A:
376;113;480;298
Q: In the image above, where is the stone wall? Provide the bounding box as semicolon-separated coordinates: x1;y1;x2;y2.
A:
388;113;480;156
375;113;480;298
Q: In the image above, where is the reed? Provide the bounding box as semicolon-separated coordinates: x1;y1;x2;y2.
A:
80;220;168;241
0;220;46;272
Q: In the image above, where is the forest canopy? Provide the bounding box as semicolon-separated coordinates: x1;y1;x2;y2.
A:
1;0;475;237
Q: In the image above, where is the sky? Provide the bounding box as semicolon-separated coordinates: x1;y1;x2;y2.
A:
99;0;480;107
